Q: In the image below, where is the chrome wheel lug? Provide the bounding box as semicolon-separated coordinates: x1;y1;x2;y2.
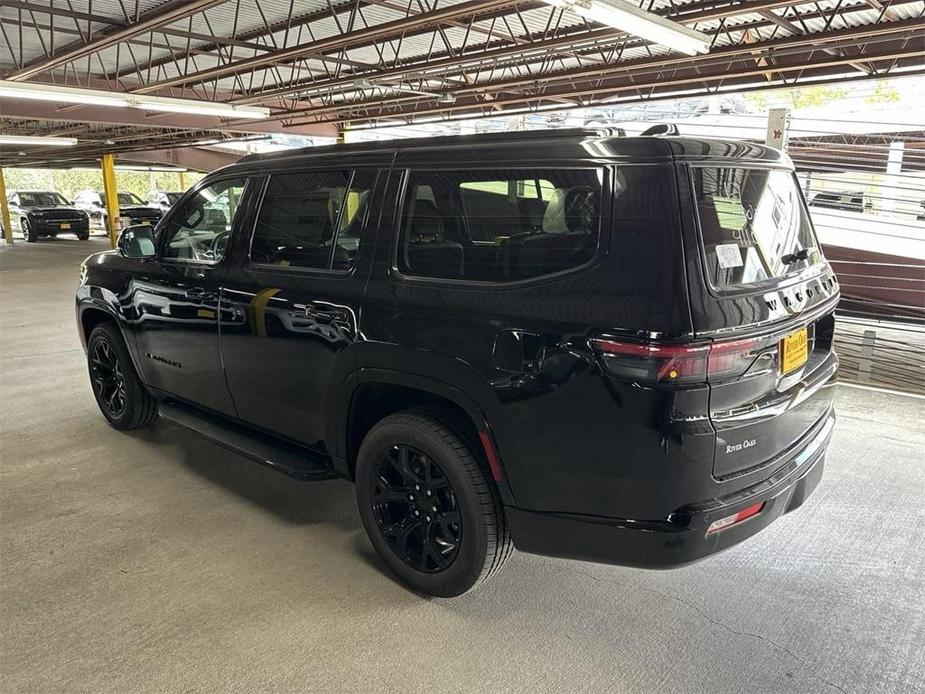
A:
431;506;437;512
425;490;432;496
414;510;420;517
425;515;431;522
409;494;415;501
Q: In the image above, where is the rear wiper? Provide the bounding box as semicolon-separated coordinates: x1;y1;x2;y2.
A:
781;248;810;265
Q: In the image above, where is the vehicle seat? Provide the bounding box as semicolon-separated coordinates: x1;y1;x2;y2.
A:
404;199;464;278
501;186;596;279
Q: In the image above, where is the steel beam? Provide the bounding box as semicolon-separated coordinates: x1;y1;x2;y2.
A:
297;43;924;125
5;0;231;81
269;19;925;121
131;0;527;93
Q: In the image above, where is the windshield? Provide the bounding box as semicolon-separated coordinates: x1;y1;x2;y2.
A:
119;192;145;205
18;192;69;207
693;167;822;290
101;192;145;206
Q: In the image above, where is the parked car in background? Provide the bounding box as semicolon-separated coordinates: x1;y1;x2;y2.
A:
147;191;184;213
72;190;163;230
810;191;872;214
76;129;840;597
6;190;90;242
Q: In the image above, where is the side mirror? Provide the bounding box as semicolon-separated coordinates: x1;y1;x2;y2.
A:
118;225;156;259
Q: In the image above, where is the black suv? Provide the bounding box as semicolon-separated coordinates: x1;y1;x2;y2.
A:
72;190;163;230
7;190;90;241
76;130;839;597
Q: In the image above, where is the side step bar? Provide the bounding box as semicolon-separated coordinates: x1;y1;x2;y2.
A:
159;402;335;481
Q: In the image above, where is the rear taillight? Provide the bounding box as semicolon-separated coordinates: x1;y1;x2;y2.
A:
705;502;765;534
592;337;760;385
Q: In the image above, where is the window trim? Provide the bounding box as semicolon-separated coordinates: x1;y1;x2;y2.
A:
391;166;610;289
245;168;377;277
688;163;829;299
156;175;252;267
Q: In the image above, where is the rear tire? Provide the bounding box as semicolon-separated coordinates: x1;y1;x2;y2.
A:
87;323;158;430
77;233;89;241
356;408;512;597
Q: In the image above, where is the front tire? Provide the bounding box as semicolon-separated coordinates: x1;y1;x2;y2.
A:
356;409;512;597
87;323;158;430
22;219;36;242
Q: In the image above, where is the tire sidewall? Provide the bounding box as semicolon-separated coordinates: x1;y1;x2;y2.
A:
87;324;141;429
356;416;491;597
22;219;36;242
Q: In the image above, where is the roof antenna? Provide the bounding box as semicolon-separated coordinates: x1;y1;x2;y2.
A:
641;123;679;136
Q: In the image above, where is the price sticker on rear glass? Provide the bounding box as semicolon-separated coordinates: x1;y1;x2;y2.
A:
716;243;744;269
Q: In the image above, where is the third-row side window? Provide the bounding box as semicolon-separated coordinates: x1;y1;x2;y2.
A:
398;169;603;282
250;170;377;271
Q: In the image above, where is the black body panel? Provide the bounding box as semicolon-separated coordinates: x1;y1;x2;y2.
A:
76;130;839;570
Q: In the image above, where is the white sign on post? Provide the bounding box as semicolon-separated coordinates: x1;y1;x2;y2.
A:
765;107;790;151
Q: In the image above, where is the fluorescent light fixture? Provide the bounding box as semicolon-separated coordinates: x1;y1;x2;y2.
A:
0;80;270;119
0;80;130;107
114;164;188;172
134;96;269;119
0;134;77;146
542;0;709;55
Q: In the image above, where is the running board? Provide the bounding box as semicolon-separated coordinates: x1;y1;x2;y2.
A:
159;402;335;481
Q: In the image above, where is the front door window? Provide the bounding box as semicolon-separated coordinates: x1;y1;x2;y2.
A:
161;179;247;263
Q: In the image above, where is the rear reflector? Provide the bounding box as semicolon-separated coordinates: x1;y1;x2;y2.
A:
479;431;503;482
705;502;765;535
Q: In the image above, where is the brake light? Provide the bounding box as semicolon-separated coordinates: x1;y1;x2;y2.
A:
705;502;765;534
706;338;761;379
591;337;760;384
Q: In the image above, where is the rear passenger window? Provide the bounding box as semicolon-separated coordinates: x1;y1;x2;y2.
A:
251;170;376;270
399;169;602;282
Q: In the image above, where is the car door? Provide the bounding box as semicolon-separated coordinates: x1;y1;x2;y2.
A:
219;168;384;448
127;176;252;416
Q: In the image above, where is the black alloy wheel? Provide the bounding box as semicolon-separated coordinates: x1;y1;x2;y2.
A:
371;444;462;573
90;339;127;418
86;323;158;430
355;409;513;597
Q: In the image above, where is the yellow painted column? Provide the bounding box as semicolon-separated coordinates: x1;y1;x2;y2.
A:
178;171;186;191
0;167;13;244
101;153;121;248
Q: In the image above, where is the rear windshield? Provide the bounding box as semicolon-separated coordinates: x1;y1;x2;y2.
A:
693;167;821;290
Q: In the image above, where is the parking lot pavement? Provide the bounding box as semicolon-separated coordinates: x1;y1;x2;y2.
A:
2;238;923;693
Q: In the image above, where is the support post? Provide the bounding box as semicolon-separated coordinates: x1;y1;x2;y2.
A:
0;168;12;244
178;171;186;191
765;107;790;151
101;153;121;249
882;141;904;215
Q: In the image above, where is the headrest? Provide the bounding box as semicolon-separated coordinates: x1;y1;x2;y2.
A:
543;186;597;234
410;199;444;241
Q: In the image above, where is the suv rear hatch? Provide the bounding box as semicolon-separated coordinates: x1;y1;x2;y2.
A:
688;164;839;479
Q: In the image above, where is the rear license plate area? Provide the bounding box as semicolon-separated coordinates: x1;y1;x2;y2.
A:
60;222;71;229
780;327;808;374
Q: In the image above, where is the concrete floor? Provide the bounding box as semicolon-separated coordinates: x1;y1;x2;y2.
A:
2;237;924;694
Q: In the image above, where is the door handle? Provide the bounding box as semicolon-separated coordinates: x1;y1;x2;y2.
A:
185;287;216;302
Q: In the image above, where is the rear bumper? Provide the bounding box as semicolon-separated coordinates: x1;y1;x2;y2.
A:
506;406;835;569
